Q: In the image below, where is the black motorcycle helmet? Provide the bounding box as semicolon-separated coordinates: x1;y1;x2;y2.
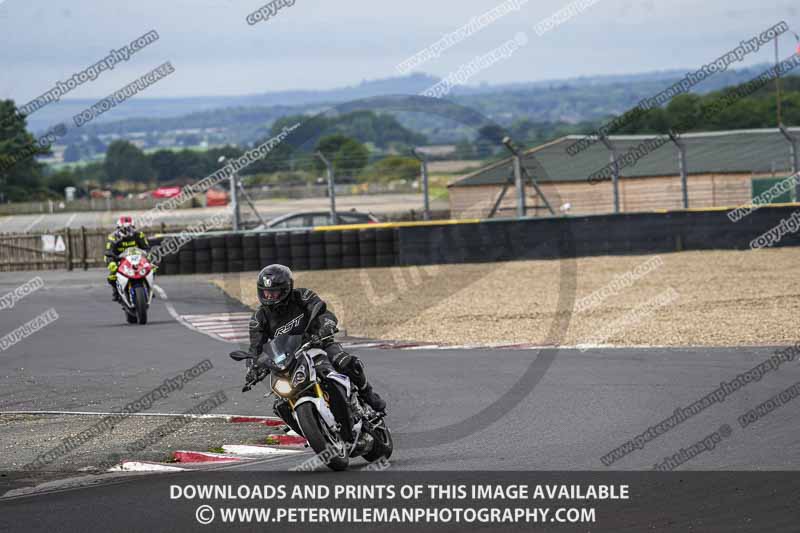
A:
257;264;293;307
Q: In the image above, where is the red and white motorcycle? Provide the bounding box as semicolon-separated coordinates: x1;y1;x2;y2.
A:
115;247;155;325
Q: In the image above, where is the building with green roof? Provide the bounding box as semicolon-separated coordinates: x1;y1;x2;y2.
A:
447;128;800;218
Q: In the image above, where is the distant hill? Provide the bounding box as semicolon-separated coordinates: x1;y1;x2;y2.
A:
24;73;441;134
32;62;793;148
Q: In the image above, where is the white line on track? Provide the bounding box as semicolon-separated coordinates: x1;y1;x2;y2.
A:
222;445;302;457
152;284;209;337
23;214;44;232
65;213;77;228
0;215;14;229
108;462;186;472
180;311;253;343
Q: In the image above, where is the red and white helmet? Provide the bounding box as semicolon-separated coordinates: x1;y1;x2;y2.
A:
116;215;135;236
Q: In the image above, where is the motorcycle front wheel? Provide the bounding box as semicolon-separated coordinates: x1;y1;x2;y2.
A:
295;403;348;471
134;285;148;325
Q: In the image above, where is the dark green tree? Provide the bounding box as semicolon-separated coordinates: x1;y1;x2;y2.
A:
150;150;181;182
104;140;152;184
315;134;369;177
46;170;80;197
0;99;49;201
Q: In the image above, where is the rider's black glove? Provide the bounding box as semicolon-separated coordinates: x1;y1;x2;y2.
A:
253;352;273;372
246;361;268;382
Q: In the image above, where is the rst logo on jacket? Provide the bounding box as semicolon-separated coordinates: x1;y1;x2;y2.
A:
274;314;303;336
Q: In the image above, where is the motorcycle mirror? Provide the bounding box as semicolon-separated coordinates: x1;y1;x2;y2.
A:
229;350;255;361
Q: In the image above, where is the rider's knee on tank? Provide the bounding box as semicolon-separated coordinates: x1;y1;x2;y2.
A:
331;350;364;376
330;351;367;389
326;344;358;370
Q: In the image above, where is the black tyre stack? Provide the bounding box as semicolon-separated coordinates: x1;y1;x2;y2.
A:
258;233;276;269
340;230;360;269
375;228;396;267
323;231;342;269
308;231;325;270
226;234;243;272
242;234;260;271
155;227;399;275
178;239;195;275
289;232;310;271
160;236;179;275
274;232;292;266
194;237;211;274
210;235;226;273
358;229;377;267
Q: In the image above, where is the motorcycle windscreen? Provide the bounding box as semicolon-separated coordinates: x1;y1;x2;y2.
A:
120;247;146;259
263;334;303;371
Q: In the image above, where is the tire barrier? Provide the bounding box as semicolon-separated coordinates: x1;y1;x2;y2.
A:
358;228;377;268
257;233;275;267
274;232;292;266
155;205;800;275
178;239;195;275
194;236;211;274
161;237;179;276
397;206;800;265
323;230;342;270
308;231;325;270
242;234;260;272
341;230;360;269
289;231;310;271
226;233;243;273
209;235;226;273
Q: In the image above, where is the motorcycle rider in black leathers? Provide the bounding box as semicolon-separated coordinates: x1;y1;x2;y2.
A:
247;264;386;415
104;215;150;302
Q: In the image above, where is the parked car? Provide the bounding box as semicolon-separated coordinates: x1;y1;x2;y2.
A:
252;210;379;231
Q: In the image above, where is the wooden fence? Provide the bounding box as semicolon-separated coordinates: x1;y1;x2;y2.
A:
0;225;187;272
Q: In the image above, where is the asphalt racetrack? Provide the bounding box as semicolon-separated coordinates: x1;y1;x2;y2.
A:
1;270;798;474
1;271;799;531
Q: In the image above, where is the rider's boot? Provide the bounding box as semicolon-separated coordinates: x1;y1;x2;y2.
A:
109;279;120;302
359;381;386;413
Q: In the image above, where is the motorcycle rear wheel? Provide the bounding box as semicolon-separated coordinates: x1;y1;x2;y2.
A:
296;403;349;471
125;310;138;324
364;421;393;462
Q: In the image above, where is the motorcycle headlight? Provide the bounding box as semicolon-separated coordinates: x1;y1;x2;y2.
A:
273;378;293;397
121;264;135;276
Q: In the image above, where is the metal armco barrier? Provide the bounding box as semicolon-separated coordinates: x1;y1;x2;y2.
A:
151;205;800;275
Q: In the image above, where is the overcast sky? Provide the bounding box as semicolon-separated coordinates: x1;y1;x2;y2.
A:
0;0;798;102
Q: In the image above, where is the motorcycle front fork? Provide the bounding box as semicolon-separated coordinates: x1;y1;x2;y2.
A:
273;399;303;435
